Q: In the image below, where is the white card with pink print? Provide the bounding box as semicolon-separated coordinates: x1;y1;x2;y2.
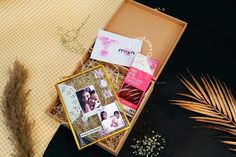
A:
91;30;143;67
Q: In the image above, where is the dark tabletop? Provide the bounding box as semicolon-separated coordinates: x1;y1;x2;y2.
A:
43;0;236;157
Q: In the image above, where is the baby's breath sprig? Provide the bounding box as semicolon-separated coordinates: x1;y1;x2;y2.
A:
131;130;166;157
57;15;90;54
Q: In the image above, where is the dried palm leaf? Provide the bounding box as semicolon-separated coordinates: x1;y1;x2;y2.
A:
1;60;34;157
170;71;236;151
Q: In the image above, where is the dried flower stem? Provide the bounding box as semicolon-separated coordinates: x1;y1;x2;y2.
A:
58;15;90;54
1;60;34;157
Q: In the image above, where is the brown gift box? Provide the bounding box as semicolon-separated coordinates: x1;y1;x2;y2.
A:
47;0;187;155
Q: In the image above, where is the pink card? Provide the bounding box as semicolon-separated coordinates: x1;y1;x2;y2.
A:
118;53;159;117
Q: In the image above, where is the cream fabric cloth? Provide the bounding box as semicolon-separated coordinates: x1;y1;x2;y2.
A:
0;0;123;156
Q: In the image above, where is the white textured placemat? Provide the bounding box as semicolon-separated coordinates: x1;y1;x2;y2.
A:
0;0;123;156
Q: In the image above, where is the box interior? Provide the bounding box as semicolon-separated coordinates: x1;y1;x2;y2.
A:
47;0;187;155
105;0;186;80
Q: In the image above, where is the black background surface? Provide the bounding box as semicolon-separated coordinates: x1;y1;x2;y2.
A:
43;0;236;156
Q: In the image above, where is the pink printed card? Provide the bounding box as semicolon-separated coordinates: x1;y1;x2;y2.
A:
118;53;159;117
90;30;143;67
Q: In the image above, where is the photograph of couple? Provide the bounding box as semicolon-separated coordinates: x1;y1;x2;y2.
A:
76;85;101;114
99;102;125;134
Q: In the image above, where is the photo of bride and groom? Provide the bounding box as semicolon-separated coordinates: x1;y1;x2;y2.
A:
99;103;125;134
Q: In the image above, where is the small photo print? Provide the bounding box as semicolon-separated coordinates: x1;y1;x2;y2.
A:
98;102;125;135
119;83;144;105
76;85;101;114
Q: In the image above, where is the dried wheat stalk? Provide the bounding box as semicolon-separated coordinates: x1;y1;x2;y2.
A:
170;71;236;151
1;60;34;157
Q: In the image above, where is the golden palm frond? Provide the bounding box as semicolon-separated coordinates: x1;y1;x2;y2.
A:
170;71;236;151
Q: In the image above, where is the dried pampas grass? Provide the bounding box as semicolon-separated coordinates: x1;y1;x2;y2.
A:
1;60;34;157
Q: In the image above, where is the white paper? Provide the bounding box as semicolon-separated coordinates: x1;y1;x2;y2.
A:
91;30;143;67
58;84;82;123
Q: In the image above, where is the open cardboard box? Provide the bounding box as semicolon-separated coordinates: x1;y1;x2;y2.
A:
47;0;187;155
